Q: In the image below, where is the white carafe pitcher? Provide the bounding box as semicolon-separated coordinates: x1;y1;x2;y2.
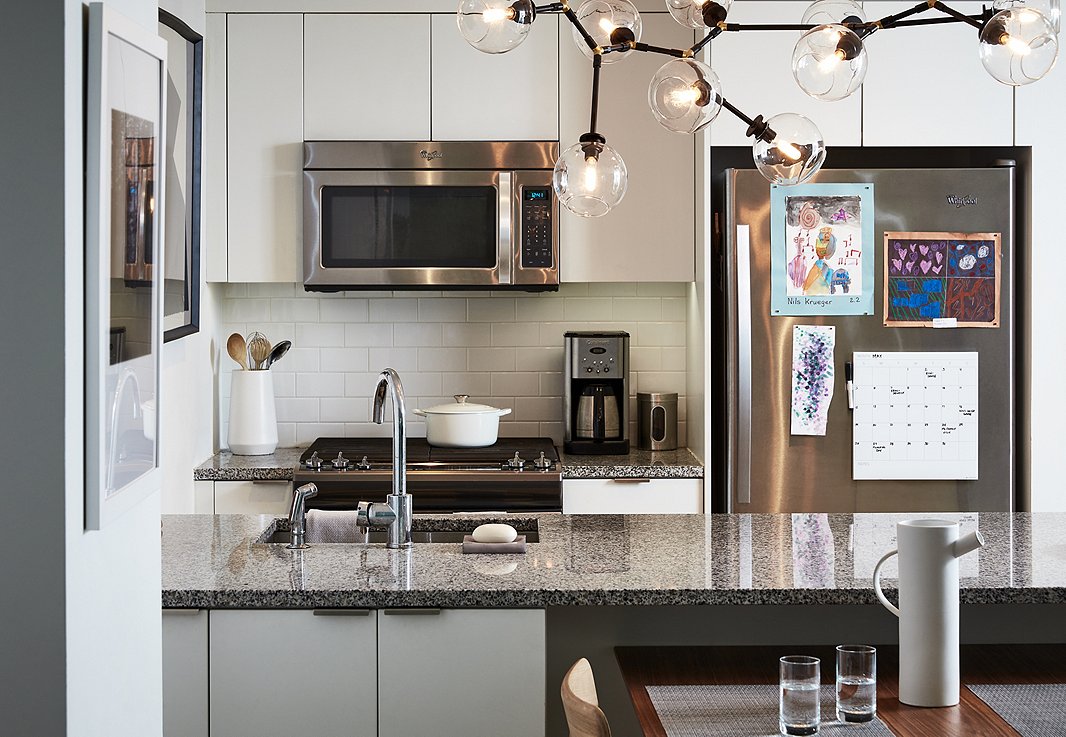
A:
872;519;984;707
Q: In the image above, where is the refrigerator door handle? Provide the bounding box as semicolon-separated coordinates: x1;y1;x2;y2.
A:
736;224;753;505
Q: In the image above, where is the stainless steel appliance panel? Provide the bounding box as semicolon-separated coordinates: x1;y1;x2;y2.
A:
303;140;558;171
725;167;1014;513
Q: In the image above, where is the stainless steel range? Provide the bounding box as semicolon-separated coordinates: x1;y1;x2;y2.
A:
294;437;562;513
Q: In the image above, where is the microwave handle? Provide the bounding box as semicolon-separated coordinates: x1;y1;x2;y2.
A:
498;171;512;285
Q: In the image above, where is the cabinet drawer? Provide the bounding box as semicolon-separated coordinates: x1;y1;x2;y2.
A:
213;480;293;515
563;478;702;514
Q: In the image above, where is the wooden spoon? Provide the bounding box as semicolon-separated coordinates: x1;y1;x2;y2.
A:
227;333;248;370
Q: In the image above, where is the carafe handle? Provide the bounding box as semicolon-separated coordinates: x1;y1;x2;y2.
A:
873;548;901;618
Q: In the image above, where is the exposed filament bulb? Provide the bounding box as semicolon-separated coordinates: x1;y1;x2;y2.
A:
482;6;516;23
1000;33;1033;55
583;155;599;190
775;139;803;161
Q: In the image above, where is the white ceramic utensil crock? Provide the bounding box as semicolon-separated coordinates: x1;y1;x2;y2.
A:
228;369;279;455
413;395;512;447
873;519;984;707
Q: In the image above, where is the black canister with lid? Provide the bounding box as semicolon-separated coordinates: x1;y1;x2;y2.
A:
637;392;678;451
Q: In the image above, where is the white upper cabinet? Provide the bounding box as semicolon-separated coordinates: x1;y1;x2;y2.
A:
431;14;559;141
559;13;695;282
860;1;1013;146
708;1;862;147
226;14;304;282
305;15;431;140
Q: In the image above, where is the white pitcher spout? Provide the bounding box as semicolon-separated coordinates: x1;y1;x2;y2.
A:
953;530;984;558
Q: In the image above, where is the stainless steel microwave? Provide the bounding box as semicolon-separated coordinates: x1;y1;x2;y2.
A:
303;141;559;291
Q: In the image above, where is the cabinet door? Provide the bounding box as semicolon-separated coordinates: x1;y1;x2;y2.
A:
227;14;303;282
861;1;1013;145
563;478;703;513
431;15;559;140
214;480;293;516
305;15;431;140
379;609;546;737
210;610;377;737
163;610;208;737
559;14;694;282
204;13;228;282
707;1;861;147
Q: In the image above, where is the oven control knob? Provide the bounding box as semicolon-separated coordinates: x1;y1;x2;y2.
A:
533;451;553;471
504;452;526;470
331;452;351;470
356;455;372;471
304;451;323;470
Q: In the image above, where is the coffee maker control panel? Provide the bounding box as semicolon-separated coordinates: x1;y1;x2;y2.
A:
571;337;625;377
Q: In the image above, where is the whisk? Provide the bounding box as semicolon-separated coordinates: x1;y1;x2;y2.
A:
247;331;272;370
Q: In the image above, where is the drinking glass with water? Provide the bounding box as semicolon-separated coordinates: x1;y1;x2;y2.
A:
836;645;877;723
779;655;820;736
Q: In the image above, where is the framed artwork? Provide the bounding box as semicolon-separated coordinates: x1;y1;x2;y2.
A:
770;182;875;316
159;9;203;342
86;3;167;529
883;232;1001;328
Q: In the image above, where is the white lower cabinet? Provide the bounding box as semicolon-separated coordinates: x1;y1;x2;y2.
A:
200;608;546;737
562;478;703;514
210;609;378;737
212;480;293;515
163;610;208;737
378;608;546;737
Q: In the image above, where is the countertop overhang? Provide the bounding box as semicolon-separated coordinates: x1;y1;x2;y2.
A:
162;512;1066;610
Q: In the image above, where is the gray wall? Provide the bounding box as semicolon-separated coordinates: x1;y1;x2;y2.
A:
0;2;68;734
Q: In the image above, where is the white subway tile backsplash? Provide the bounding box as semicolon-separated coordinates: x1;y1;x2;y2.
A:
320;347;369;373
295;323;345;347
418;298;467;323
442;323;491;347
346;323;393;347
218;283;689;447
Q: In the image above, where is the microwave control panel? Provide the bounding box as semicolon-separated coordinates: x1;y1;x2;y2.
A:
521;187;554;268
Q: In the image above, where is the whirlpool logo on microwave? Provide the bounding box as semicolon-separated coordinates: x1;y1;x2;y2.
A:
946;194;978;207
420;149;445;160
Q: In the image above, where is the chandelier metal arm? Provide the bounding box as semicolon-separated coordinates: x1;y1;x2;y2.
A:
930;0;988;30
563;5;600;51
588;53;603;136
689;26;724;56
631;41;689;58
533;2;568;12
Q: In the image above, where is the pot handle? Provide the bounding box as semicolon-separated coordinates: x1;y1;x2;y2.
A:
497;408;512;416
411;409;426;417
872;548;901;618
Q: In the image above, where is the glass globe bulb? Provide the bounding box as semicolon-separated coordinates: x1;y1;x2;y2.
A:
993;0;1060;35
979;7;1059;85
572;0;642;63
752;113;826;185
648;58;724;133
666;0;733;29
553;139;628;217
801;0;867;26
792;24;868;101
457;0;536;54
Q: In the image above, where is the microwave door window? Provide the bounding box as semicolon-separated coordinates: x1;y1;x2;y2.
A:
321;185;497;268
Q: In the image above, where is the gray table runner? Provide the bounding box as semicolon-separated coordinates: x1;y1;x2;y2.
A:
646;684;894;737
967;683;1066;737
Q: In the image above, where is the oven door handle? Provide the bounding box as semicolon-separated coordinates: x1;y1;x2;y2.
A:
498;171;513;285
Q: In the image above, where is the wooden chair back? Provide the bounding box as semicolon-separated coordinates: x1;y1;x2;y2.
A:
561;658;612;737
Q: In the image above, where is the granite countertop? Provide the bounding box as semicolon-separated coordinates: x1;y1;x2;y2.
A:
162;512;1066;609
193;445;703;482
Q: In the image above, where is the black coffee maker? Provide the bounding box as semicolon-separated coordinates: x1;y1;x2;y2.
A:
564;331;629;454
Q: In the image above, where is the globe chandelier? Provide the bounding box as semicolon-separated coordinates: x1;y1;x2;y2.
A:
457;0;1061;217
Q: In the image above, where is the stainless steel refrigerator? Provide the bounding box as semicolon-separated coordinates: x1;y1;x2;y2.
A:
721;165;1017;513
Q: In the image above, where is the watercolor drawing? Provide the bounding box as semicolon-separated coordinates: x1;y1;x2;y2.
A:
771;183;875;316
791;325;836;436
883;232;1001;327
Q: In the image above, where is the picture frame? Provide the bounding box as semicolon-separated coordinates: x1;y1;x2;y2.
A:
86;3;167;529
159;8;202;343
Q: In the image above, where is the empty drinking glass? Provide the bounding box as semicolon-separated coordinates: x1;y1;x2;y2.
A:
780;655;821;736
836;645;877;723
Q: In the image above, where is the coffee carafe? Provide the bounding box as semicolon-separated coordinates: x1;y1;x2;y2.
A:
564;331;629;455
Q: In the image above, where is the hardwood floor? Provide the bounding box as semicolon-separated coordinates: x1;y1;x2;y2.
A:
615;644;1066;737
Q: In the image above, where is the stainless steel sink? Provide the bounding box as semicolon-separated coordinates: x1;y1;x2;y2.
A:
255;524;538;545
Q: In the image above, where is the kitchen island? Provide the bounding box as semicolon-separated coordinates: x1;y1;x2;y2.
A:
163;512;1066;737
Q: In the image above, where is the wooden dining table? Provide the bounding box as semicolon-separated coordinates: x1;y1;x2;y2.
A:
615;644;1066;737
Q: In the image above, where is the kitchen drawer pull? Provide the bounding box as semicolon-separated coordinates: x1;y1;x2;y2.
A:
251;480;291;485
383;608;441;616
163;608;202;615
610;478;651;484
313;609;371;617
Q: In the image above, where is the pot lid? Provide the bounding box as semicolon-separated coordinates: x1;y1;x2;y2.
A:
418;395;506;415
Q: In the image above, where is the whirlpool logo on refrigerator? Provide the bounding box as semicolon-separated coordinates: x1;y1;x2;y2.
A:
420;149;445;160
946;194;978;207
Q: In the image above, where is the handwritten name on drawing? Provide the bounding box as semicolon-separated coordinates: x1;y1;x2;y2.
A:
787;296;859;307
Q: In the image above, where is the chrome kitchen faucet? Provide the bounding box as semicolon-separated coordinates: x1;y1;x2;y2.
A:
367;368;413;549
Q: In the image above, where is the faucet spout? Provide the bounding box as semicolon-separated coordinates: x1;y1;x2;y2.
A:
371;368;413;549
